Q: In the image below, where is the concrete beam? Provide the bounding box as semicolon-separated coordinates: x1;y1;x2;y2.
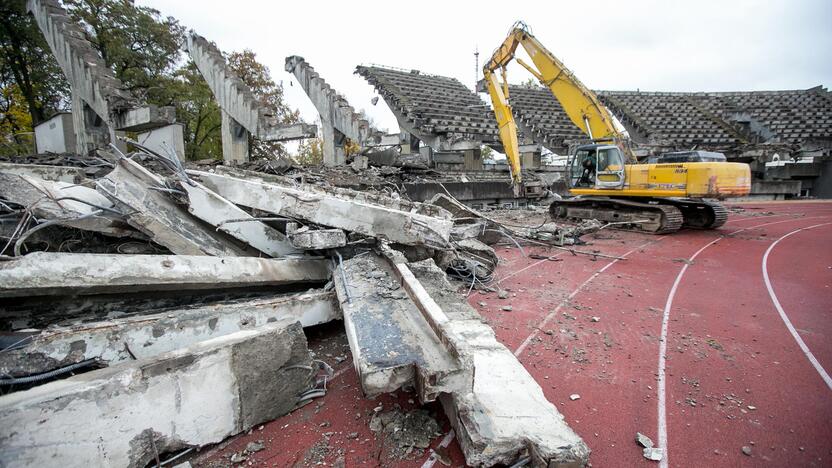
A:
0;172;135;238
27;0;182;154
113;105;176;132
259;122;317;141
0;290;338;376
190;170;453;248
0;252;330;298
0;320;315;468
333;252;466;400
96;158;250;256
179;178;300;257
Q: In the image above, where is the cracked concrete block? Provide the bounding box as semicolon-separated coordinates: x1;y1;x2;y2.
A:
0;252;330;298
288;228;347;250
190;170;452;248
332;248;588;465
0;290;338;377
0;320;315;468
96;158;250;256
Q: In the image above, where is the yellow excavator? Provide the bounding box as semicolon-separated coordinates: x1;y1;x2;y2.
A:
483;22;751;233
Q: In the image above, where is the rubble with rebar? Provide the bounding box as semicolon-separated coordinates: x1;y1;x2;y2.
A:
0;140;605;467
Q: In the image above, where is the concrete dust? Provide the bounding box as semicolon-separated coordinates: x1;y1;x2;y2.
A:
369;409;442;461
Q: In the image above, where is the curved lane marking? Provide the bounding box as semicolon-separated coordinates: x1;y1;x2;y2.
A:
656;215;832;468
762;222;832;390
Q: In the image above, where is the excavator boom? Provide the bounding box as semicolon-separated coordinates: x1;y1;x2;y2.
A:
483;22;627;186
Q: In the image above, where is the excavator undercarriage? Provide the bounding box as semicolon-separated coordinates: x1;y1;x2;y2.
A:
548;197;728;234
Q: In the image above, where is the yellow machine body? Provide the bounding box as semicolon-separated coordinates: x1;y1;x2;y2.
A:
571;162;752;198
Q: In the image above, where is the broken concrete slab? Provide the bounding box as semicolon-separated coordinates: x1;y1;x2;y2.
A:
0;252;330;298
96;158;250;255
179;178;301;257
0;319;315;468
0;172;136;238
0;290;338;376
190;170;453;248
0;163;87;184
333;252;466;401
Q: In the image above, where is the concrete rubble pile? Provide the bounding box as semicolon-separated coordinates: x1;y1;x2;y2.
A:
0;146;590;467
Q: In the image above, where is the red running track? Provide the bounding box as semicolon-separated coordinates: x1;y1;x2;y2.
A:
196;201;832;467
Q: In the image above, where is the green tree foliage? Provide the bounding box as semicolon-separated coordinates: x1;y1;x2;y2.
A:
295;136;323;166
0;0;69;139
63;0;185;105
0;0;307;161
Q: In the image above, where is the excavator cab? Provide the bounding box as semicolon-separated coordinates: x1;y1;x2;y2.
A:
568;144;625;190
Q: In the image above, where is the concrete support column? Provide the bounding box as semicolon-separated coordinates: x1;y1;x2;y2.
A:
70;91;106;155
320;122;346;167
464;148;483;171
221;111;249;164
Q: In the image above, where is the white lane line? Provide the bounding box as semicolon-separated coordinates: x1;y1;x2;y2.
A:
420;430;456;468
762;222;832;390
655;215;832;468
494;251;567;285
514;239;660;357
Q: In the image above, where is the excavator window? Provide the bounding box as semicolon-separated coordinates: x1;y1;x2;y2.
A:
570;149;596;188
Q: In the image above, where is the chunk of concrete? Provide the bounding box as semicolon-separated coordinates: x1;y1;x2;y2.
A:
96;158;250;255
0;319;315;468
288;228;347;250
0;252;330;298
190;170;452;248
179;178;300;257
0;290;338;376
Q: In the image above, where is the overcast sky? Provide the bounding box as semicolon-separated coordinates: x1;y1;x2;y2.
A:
140;0;831;134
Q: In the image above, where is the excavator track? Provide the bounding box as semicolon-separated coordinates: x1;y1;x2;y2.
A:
659;198;729;229
549;197;684;234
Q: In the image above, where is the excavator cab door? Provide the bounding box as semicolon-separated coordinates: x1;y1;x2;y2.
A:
594;146;626;189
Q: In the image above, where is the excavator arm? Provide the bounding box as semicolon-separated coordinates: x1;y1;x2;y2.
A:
483;22;629;186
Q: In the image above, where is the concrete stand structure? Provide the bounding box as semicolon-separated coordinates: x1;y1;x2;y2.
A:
186;34;316;164
286;56;385;166
27;0;181;156
0;320;315;468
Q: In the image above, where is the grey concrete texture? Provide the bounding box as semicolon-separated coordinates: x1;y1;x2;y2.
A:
0;290;338;377
0;319;315;468
190;169;453;248
0;252;330;298
96;158;251;256
333;252;467;400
